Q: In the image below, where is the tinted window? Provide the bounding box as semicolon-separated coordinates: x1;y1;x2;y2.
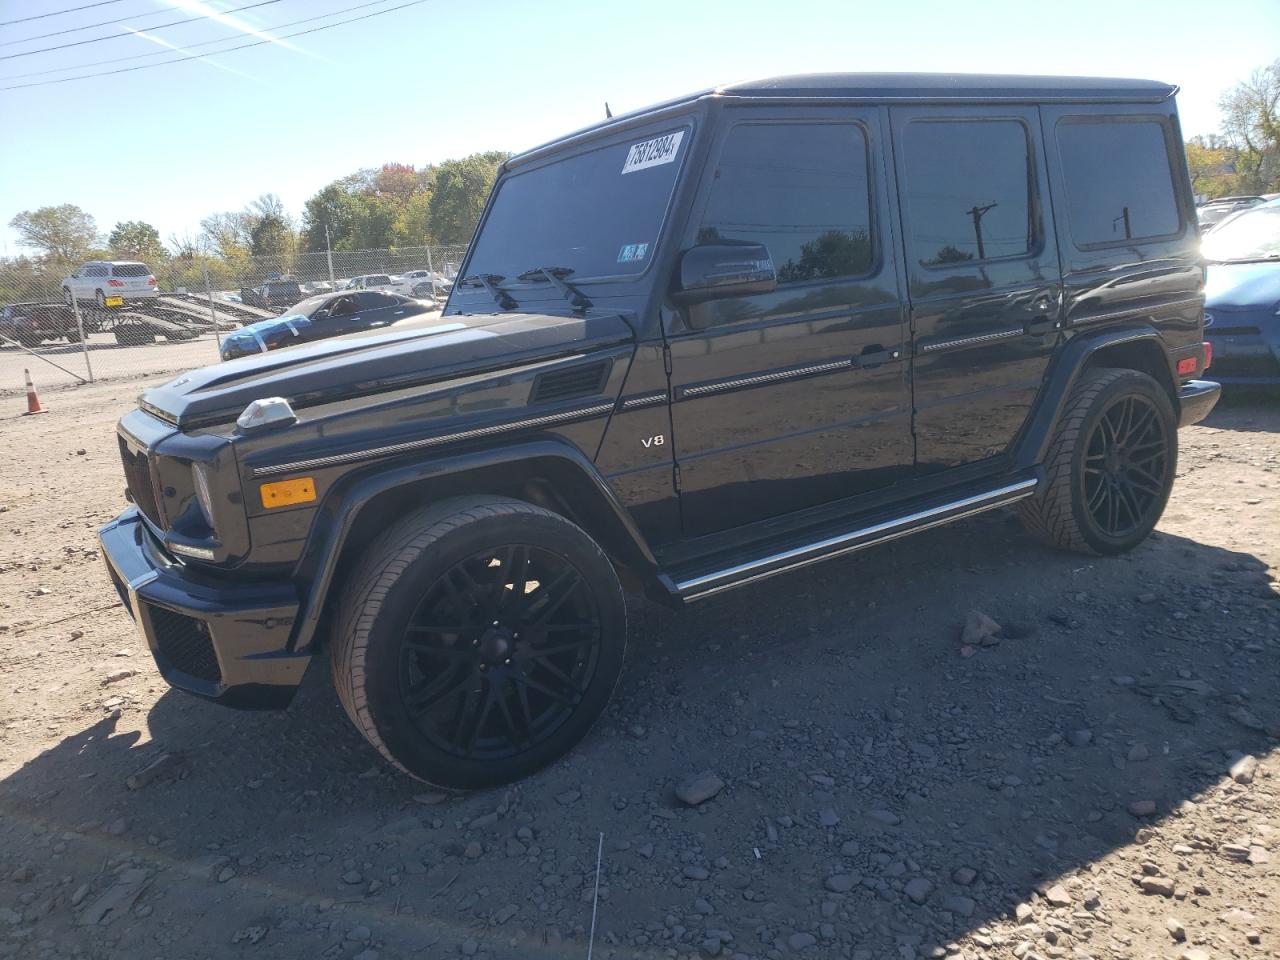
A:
354;291;395;309
110;263;149;277
1057;120;1180;246
696;123;873;283
466;127;688;282
87;265;109;277
901;120;1033;266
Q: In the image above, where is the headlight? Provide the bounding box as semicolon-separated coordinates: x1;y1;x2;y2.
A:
192;463;215;530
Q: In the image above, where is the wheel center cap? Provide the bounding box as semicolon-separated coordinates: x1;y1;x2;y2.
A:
479;630;512;663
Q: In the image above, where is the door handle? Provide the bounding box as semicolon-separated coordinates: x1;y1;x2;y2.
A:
855;344;902;368
1023;315;1061;337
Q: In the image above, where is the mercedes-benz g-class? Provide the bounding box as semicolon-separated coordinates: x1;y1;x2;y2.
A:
99;74;1219;788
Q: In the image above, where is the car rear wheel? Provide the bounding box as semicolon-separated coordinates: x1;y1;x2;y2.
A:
1018;367;1177;555
94;290;106;309
331;496;627;789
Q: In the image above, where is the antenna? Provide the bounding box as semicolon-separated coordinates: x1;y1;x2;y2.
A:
605;102;613;119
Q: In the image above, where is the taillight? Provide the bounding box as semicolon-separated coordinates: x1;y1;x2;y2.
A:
147;276;157;286
1203;340;1212;371
1176;356;1196;376
107;279;124;287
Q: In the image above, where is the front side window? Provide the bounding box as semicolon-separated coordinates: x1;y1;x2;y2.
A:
465;126;689;283
901;120;1034;266
696;122;874;283
1057;119;1181;247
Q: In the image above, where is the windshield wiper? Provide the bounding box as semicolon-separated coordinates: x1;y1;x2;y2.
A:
460;273;518;310
516;266;592;312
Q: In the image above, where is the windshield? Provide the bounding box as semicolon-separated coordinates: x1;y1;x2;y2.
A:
464;126;689;284
1201;203;1280;262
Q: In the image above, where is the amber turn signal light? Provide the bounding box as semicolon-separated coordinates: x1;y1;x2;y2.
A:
260;477;316;509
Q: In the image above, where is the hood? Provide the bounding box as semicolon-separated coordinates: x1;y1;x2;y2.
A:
224;314;314;343
1204;261;1280;311
144;310;635;429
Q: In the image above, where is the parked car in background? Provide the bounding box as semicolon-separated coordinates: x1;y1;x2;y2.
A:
219;290;431;360
402;269;454;298
1197;196;1265;230
1201;197;1280;385
61;261;158;307
1;301;97;347
239;280;306;311
342;274;413;295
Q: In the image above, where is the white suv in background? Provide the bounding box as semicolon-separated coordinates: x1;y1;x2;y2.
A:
62;261;159;307
343;274;414;296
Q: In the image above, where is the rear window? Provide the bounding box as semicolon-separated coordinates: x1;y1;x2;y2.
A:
266;283;300;294
1056;120;1181;247
110;264;150;277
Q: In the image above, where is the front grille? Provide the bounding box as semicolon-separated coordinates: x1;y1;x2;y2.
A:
148;605;221;683
1210;325;1260;336
1209;354;1280;377
118;435;163;528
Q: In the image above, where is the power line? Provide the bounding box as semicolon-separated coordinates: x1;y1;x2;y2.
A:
5;0;397;80
0;1;127;28
1;0;431;90
3;2;187;46
0;0;285;58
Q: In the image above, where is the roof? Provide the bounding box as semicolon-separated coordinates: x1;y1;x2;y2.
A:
513;73;1177;166
719;73;1176;102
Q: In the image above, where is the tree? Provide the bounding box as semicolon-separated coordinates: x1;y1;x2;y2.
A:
1218;60;1280;192
301;181;362;251
427;152;508;245
109;220;165;262
9;204;99;262
199;211;252;259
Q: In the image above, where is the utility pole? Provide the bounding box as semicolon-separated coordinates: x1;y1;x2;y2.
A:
324;223;336;287
966;202;998;261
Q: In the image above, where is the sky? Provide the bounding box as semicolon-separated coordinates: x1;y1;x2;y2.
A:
0;0;1277;256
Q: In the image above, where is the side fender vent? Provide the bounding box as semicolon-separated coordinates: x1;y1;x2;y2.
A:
530;360;612;404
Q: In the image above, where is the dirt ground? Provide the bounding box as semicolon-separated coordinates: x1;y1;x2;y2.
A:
0;377;1276;960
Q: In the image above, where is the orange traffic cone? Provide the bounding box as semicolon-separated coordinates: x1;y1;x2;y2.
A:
23;369;46;415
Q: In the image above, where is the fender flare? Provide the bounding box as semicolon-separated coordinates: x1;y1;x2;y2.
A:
286;438;660;653
1014;324;1173;471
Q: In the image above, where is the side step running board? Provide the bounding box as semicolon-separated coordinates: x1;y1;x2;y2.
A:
675;477;1038;602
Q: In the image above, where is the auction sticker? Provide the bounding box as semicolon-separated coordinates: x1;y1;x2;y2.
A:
621;130;685;174
617;242;649;264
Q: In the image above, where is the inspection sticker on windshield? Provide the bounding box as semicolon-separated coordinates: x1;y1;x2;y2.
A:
617;242;649;264
621;130;685;174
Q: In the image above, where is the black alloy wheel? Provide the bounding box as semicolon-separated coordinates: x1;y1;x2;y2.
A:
331;497;627;789
397;544;603;761
1082;393;1169;539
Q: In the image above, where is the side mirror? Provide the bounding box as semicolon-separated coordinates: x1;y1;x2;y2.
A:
671;242;777;305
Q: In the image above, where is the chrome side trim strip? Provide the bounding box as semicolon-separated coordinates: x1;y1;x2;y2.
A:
620;392;668;411
1068;294;1205;327
251;402;616;478
680;358;853;399
918;328;1021;354
677;478;1038;601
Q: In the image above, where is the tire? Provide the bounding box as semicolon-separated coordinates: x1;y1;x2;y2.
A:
15;328;41;349
62;287;73;306
331;496;627;789
1018;367;1177;555
95;290;106;309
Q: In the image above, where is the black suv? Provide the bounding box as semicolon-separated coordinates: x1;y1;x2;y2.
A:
100;74;1219;789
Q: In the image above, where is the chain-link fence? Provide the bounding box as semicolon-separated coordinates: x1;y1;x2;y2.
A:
0;244;466;397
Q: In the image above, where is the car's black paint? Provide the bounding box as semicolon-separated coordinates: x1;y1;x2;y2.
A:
98;74;1217;709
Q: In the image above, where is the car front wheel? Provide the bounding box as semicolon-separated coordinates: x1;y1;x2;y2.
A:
1018;367;1177;555
331;496;627;789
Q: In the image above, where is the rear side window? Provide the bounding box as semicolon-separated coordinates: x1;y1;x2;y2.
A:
354;291;396;309
1056;119;1181;246
696;122;875;283
110;264;150;277
900;120;1034;266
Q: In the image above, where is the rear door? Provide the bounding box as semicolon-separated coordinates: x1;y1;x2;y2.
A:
889;106;1064;474
351;290;402;330
664;106;913;537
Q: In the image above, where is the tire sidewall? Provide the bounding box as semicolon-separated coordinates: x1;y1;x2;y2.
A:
1068;372;1177;554
357;508;626;789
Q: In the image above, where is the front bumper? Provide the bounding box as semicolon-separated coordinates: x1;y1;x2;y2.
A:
1177;379;1221;427
98;508;310;709
1204;330;1280;385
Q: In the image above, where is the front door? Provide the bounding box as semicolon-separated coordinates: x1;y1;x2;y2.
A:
664;107;913;538
888;106;1064;474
